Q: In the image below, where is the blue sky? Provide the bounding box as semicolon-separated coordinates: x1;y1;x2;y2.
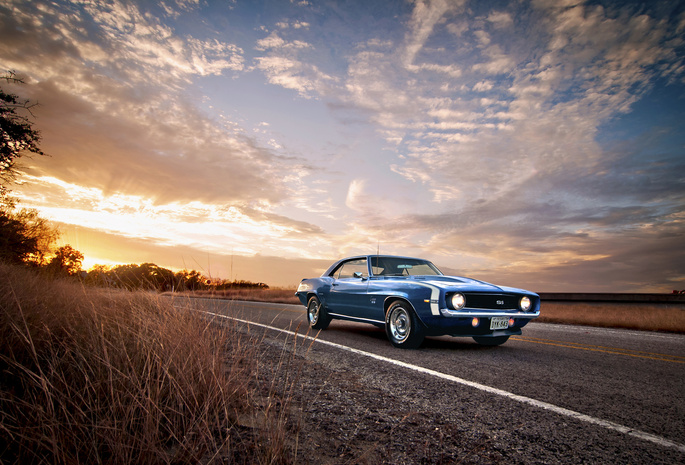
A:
1;0;684;291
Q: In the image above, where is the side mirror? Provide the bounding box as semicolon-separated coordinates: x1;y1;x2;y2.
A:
353;272;363;279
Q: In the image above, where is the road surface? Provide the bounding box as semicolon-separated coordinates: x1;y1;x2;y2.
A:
178;297;685;463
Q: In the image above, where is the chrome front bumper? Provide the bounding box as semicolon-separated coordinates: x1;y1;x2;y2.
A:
439;308;540;318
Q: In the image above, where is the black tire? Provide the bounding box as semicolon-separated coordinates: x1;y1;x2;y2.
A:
473;335;510;346
307;296;331;330
385;300;424;349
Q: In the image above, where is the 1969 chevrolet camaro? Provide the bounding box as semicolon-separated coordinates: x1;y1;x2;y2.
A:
295;255;540;349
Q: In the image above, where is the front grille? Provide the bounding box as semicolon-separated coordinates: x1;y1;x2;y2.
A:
464;293;519;310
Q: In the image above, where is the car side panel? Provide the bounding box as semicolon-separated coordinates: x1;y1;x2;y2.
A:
326;277;371;319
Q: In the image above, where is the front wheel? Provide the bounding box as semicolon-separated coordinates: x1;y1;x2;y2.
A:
473;335;510;346
307;296;331;330
385;301;424;349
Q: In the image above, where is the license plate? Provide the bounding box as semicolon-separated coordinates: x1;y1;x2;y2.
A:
490;317;509;330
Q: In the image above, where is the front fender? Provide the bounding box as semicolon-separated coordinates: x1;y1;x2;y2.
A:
382;290;433;328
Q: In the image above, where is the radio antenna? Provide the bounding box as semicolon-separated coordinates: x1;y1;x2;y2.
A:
376;241;380;255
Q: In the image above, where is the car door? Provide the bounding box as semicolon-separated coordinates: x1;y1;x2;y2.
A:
325;258;371;319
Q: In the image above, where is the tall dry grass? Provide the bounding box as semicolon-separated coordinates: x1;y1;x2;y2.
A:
0;263;295;464
179;288;300;305
537;301;685;333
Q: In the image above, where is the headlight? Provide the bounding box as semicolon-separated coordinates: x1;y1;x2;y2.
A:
520;296;532;311
451;293;466;309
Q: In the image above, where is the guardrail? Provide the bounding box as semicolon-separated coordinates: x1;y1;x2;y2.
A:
537;293;685;304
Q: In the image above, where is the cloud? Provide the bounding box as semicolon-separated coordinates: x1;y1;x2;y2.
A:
253;27;337;98
2;0;683;291
487;11;513;29
0;0;244;92
0;0;317;207
256;32;311;51
1;0;331;259
322;0;685;291
403;0;467;66
17;79;288;205
17;173;327;259
345;179;366;212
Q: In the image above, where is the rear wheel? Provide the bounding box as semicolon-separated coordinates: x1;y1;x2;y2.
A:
307;296;331;330
385;300;424;349
473;335;510;346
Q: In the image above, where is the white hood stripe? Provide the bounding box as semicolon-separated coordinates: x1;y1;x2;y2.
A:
413;282;441;315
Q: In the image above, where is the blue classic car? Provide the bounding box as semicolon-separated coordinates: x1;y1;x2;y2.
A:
295;255;540;349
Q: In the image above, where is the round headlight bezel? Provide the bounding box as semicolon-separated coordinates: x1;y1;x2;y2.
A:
520;296;532;312
451;293;466;310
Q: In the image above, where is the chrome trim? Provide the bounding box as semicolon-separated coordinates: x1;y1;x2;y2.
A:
328;313;385;325
439;308;540;318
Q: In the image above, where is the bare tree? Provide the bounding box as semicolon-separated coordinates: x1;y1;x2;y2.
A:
1;71;45;187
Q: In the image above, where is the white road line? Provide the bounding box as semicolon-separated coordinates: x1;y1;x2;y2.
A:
202;310;685;455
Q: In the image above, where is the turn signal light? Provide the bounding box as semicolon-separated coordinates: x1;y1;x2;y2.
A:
509;318;515;327
471;317;480;327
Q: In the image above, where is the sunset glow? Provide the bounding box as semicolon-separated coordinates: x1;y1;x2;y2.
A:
2;0;683;290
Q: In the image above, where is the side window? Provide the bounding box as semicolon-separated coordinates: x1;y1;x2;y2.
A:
331;258;368;279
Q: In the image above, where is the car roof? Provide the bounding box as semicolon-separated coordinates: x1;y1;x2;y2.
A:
322;255;436;276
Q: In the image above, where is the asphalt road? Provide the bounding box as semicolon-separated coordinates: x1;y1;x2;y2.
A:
180;297;685;463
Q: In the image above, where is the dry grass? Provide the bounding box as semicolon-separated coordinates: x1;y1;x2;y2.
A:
178;288;300;305
537;301;685;333
0;263;298;464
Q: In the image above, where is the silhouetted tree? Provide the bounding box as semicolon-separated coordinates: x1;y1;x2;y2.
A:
1;71;45;187
0;196;59;265
174;269;206;291
46;245;84;277
84;264;114;287
102;263;176;291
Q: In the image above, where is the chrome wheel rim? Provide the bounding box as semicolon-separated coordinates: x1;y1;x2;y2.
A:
389;307;410;343
307;301;319;325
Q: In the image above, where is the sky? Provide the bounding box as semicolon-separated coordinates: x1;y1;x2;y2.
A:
1;0;684;292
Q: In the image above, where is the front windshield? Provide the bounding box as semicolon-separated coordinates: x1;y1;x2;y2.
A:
370;257;442;277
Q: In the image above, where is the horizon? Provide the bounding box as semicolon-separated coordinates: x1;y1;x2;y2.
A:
2;0;684;292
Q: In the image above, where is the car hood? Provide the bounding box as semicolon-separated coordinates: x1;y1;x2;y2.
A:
410;275;532;295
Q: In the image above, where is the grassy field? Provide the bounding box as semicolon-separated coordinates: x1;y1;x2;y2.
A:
0;264;300;464
2;265;683;463
536;301;685;333
189;288;685;333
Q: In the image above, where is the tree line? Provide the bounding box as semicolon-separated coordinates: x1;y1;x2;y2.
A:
1;184;268;291
0;71;267;292
86;263;268;292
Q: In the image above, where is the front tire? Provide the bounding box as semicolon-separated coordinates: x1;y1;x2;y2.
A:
307;296;331;330
385;301;424;349
473;335;510;346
